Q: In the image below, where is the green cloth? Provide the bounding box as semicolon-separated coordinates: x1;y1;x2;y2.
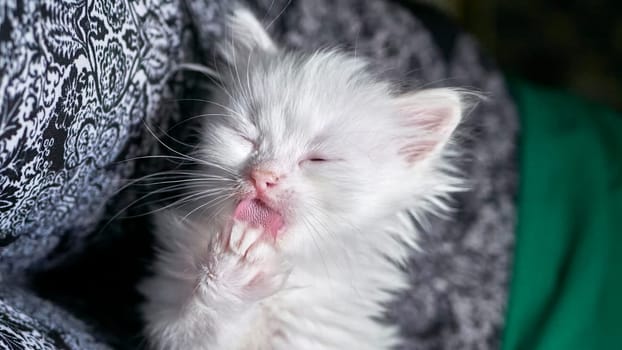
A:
502;79;622;350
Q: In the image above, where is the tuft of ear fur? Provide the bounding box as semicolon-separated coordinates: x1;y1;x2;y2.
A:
217;7;278;64
395;88;465;164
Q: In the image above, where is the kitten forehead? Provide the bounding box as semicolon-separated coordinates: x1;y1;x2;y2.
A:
225;50;393;131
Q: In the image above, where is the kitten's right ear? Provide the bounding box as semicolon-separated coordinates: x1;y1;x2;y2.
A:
217;7;278;64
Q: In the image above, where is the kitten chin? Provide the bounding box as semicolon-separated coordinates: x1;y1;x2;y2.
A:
140;6;468;350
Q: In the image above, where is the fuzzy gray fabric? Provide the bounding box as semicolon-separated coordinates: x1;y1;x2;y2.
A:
245;1;519;349
0;0;517;348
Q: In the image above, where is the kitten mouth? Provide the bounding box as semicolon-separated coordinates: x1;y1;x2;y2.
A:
234;198;284;238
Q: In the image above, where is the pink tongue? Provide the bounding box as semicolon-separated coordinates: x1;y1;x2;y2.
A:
234;199;284;237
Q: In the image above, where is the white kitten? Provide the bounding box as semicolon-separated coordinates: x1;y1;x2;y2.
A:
141;7;466;350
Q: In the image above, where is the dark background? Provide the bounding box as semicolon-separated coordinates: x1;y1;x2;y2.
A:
409;0;622;110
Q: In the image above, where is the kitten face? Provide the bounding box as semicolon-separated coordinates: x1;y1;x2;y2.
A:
195;8;464;259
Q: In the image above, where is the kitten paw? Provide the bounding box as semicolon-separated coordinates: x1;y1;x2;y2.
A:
212;220;290;301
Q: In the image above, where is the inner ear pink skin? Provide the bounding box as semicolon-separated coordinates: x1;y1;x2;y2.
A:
234;198;284;238
398;105;458;164
398;140;439;163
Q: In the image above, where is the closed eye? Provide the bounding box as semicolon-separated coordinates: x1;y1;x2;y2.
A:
299;155;337;166
238;134;257;149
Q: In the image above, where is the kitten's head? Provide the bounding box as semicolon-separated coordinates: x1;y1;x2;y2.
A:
196;8;465;260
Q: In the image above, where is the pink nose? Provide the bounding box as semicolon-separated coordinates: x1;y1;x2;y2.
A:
250;168;280;193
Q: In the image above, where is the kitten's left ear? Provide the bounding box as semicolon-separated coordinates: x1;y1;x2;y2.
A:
217;7;278;64
395;88;465;164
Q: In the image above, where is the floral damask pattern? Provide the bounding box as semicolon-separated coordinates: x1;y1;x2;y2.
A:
0;285;112;349
0;0;226;348
0;0;225;275
0;302;61;350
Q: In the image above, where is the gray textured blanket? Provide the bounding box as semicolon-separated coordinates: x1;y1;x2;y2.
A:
0;0;517;348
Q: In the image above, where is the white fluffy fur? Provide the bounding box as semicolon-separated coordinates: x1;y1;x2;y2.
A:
141;7;466;350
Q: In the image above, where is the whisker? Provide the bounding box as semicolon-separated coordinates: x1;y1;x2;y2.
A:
125;188;237;218
167;112;234;131
181;192;237;222
112;170;234;195
300;215;332;280
172;98;244;120
141;122;238;177
130;178;235;188
114;155;202;165
265;0;292;30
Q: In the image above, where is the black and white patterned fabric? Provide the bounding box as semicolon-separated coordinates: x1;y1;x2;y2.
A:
0;0;226;276
0;285;111;349
1;0;227;348
0;0;518;349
